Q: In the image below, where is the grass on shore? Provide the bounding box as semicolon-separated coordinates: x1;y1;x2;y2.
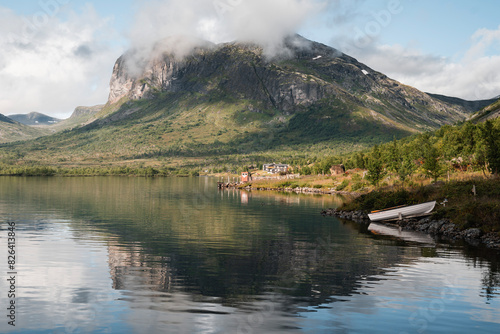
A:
241;169;478;193
0;165;199;177
341;177;500;234
243;170;500;234
241;171;369;191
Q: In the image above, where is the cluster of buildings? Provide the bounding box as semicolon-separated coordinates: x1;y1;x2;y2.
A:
262;163;346;175
262;163;290;174
240;163;346;183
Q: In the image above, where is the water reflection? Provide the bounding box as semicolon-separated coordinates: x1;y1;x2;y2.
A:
297;256;500;334
367;222;436;246
0;176;499;333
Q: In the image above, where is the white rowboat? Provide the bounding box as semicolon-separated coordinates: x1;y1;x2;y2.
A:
368;201;436;222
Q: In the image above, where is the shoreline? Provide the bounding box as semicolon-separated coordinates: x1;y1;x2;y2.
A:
236;184;360;197
227;182;500;250
322;208;500;250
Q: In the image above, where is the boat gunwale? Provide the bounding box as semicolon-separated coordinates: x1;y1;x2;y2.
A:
370;204;407;214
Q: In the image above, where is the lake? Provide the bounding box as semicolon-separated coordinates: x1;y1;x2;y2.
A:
0;176;499;333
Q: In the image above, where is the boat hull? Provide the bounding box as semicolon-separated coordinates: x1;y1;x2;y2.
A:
368;201;436;222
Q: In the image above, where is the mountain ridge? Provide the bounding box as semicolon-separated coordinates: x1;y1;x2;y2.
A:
8;112;61;126
106;35;474;131
0;113;50;143
50;105;106;131
469;98;500;122
426;93;497;114
0;35;493;165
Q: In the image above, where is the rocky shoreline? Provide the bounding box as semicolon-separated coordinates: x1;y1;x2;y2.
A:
321;208;500;250
238;185;359;197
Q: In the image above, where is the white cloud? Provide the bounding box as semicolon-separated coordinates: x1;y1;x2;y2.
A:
0;4;123;118
335;25;500;101
128;0;325;60
0;0;326;118
3;0;498;120
466;24;500;62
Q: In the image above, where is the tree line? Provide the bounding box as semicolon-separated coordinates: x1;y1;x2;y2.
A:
345;119;500;186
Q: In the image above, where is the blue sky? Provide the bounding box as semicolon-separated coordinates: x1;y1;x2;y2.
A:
333;0;500;57
0;0;499;117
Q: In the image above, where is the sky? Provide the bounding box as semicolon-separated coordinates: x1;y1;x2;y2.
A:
0;0;499;118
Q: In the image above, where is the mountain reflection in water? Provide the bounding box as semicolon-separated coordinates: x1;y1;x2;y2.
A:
0;176;498;333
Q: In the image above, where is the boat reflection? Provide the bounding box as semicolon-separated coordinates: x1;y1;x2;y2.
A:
368;222;436;246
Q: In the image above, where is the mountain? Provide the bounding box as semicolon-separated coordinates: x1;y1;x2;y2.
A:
107;35;473;131
51;105;105;131
0;113;50;143
469;98;500;122
8;112;61;126
0;105;105;145
0;113;15;124
0;35;488;164
426;94;497;114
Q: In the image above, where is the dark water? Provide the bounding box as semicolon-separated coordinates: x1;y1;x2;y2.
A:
0;177;499;333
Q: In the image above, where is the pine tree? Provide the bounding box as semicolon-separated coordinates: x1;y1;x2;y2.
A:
366;145;387;187
482;120;500;175
398;156;416;185
423;145;444;182
354;152;366;169
387;139;402;174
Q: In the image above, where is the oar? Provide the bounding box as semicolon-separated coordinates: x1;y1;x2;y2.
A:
370;204;407;214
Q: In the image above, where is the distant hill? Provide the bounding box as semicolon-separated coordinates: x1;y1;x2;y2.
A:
0;35;491;164
8;112;61;126
426;93;497;114
0;106;104;144
469;98;500;122
51;105;105;131
0;114;15;124
0;113;50;143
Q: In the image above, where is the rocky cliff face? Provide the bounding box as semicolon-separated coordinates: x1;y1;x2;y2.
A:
108;35;475;131
108;36;349;110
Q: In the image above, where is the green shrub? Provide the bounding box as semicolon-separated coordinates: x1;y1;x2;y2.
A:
351;181;366;192
336;179;350;191
277;181;293;188
344;189;411;212
351;174;362;182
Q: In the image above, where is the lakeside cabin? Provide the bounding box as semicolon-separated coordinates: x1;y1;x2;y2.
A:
263;163;289;174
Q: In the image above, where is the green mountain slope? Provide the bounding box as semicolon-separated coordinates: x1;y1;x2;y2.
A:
50;105;105;131
426;93;497;114
470;98;500;122
0;114;50;143
0;35;487;166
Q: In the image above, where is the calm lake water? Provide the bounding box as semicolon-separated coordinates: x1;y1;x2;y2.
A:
0;176;499;334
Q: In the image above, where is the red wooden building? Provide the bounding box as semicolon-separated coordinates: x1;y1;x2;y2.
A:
241;172;251;183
